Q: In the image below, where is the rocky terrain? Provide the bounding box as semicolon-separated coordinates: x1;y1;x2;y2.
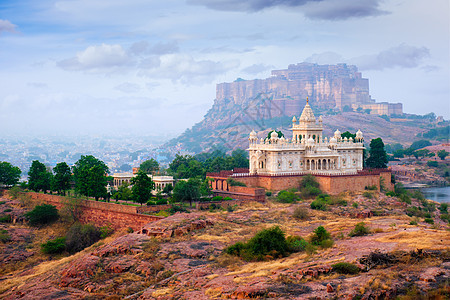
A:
0;191;449;299
168;108;434;153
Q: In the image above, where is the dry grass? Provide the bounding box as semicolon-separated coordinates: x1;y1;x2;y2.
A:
376;229;450;249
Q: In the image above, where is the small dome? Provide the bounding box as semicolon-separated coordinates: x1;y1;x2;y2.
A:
334;129;341;137
307;136;315;145
249;130;257;138
270;131;278;139
356;129;363;139
318;115;323;122
292;116;297;123
330;137;337;144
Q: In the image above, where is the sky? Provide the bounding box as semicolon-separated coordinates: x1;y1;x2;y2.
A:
0;0;449;137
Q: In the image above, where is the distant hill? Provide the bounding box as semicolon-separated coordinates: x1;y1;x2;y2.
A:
165;63;445;154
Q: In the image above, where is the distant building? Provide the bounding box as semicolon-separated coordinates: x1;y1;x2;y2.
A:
112;170;174;194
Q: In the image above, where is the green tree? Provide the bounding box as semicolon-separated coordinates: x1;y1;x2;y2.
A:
0;161;21;187
410;140;432;151
365;138;388;169
162;183;173;196
173;178;201;207
140;159;159;174
231;149;249;168
114;182;133;201
131;171;154;205
341;131;356;141
437;149;449;160
72;155;109;200
28;160;52;193
53;162;72;195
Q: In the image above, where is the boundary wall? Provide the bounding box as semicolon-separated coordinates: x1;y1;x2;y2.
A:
210;169;392;194
26;192;163;231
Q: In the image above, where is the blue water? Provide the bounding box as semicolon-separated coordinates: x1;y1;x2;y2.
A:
420;186;450;203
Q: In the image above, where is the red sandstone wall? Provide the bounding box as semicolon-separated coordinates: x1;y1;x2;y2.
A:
232;171;393;195
26;192;163;231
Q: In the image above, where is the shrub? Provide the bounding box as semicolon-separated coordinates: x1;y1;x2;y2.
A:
332;262;359;274
224;242;245;256
211;196;224;202
349;222;371;237
25;204;59;226
320;239;334;248
0;201;5;205
41;237;66;254
0;214;12;223
8;186;21;199
409;220;418;225
223;197;233;201
155;199;168;205
286;236;308;252
411;190;425;200
440;214;450;223
3;208;12;212
226;178;246;187
352;202;359;208
293;207;309;220
385;191;396;197
424;218;434;224
100;226;113;239
265;191;272;196
65;223;101;253
300;174;320;189
169;204;188;214
406;206;425;218
310;199;327;211
439;203;448;213
305;243;317;255
399;193;411;204
362;191;373;199
310;226;331;246
146;200;156;205
365;185;377;190
225;226;289;261
301;186;321;198
427;161;439;168
0;229;11;243
276;190;299;203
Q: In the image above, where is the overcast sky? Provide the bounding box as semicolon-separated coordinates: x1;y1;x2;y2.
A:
1;0;449;137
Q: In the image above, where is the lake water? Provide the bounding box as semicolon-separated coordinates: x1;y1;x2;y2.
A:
420;186;450;203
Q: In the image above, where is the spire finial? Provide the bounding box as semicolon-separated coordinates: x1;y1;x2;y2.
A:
306;97;309;104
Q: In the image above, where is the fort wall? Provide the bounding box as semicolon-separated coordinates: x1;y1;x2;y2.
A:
26;192;163;231
214;170;393;194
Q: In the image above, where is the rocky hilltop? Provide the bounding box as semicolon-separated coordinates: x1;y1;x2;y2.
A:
217;63;373;112
165;63;429;154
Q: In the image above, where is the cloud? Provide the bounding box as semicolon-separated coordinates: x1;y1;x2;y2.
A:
304;52;345;65
27;82;48;89
302;0;388;20
303;45;430;71
129;41;179;55
58;43;130;72
0;19;17;34
187;0;316;12
114;82;141;93
242;63;274;75
139;54;240;84
187;0;387;20
350;44;430;71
